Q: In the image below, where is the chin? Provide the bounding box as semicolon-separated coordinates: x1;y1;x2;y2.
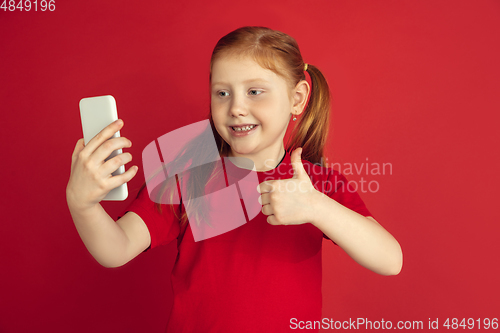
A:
228;144;257;157
230;149;253;156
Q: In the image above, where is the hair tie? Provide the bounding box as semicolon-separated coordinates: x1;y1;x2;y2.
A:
304;63;308;71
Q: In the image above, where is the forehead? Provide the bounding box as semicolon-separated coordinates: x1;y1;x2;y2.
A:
211;55;281;87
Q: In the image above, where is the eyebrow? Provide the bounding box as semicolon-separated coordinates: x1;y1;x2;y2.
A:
211;78;272;86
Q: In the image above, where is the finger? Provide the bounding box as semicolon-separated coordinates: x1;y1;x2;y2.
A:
83;119;124;157
106;165;139;190
258;193;270;205
290;147;307;179
258;181;274;194
71;138;85;164
267;215;277;225
100;152;133;177
74;138;85;152
93;136;132;166
261;203;273;216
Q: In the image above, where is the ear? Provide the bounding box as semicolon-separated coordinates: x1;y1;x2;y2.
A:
292;80;310;116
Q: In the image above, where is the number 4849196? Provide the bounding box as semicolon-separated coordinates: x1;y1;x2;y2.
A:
1;0;55;11
443;318;498;330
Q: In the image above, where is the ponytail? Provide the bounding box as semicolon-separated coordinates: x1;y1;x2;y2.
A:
287;64;331;166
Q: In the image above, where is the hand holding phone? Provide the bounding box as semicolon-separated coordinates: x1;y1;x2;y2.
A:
66;96;137;211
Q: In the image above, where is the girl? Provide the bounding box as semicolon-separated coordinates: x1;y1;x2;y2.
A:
67;26;402;332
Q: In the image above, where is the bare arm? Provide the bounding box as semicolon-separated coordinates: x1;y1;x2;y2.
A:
66;119;148;268
67;203;151;268
311;193;402;276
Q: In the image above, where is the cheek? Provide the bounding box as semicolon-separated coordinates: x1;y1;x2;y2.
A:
260;99;292;123
253;98;282;120
255;96;275;109
210;111;226;135
210;104;223;123
260;94;292;112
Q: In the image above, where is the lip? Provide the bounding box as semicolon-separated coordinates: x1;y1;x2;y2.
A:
228;124;258;137
230;123;256;127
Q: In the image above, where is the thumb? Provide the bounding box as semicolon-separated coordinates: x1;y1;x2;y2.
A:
291;147;306;179
72;138;85;162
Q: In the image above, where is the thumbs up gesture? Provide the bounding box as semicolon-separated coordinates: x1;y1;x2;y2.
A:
258;148;322;225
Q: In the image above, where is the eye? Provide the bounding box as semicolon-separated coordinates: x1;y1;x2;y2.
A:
218;91;229;97
249;90;263;96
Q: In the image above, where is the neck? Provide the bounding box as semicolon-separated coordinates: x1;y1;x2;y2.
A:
228;145;286;172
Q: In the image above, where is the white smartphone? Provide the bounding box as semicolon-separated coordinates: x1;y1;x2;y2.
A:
79;95;128;201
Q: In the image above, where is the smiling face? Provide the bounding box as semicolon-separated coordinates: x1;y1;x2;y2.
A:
210;55;297;170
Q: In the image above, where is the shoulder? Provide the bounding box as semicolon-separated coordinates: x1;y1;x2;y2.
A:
121;185;182;250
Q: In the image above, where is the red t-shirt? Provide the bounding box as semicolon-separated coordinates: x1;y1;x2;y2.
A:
121;151;372;332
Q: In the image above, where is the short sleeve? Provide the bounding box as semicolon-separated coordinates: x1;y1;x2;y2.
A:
322;171;374;242
118;186;181;251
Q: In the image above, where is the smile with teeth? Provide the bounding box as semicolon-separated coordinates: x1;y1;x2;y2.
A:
231;125;256;132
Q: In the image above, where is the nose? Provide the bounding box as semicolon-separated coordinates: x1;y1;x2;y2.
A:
228;93;248;118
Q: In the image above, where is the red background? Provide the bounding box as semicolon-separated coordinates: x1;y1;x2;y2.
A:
1;0;499;332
